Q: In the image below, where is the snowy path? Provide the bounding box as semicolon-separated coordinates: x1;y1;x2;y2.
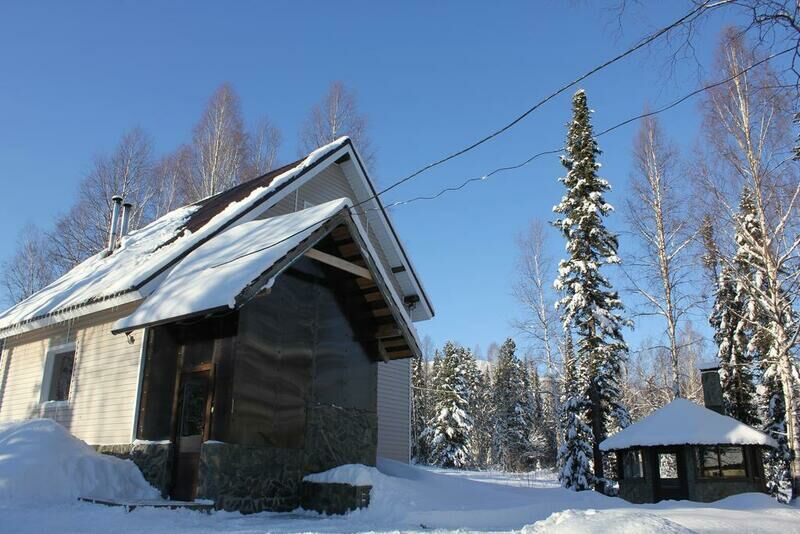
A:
1;460;798;533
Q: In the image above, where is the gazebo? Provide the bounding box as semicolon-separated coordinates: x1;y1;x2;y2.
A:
600;398;777;503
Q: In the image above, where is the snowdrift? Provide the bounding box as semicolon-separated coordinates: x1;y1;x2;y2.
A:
303;464;381;486
523;509;694;534
0;419;158;504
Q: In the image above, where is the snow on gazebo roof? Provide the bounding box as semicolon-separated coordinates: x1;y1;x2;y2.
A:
600;398;777;451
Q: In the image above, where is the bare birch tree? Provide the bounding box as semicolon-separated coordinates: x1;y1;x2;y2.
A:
245;116;282;178
299;81;375;168
182;83;249;202
50;128;155;270
613;1;800;88
150;145;192;218
700;30;800;485
512;220;562;376
1;225;57;305
625;115;698;398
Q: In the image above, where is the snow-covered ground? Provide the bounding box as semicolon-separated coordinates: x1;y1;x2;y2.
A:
3;456;799;533
1;419;797;533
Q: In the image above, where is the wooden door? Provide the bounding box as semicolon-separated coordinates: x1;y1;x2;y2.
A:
654;447;688;502
171;369;212;501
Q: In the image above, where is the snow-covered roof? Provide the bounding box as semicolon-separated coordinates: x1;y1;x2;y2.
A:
113;196;420;355
0;205;196;334
599;399;777;451
0;139;350;336
698;360;720;371
113;199;347;331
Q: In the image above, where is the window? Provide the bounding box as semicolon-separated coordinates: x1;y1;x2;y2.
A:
43;345;75;402
697;446;747;478
303;200;314;209
622;449;644;479
658;452;679;479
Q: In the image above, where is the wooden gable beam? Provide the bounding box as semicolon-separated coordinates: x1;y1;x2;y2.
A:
304;247;372;280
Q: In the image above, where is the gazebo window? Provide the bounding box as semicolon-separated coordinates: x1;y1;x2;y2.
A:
622;449;644;479
658;452;679;479
697;446;747;478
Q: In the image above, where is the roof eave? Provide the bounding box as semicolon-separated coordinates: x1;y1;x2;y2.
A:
112;207;421;358
336;140;435;322
0;290;144;339
600;440;777;452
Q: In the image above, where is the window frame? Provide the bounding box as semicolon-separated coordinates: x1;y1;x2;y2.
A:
695;445;749;479
656;450;680;480
621;449;645;480
40;342;77;405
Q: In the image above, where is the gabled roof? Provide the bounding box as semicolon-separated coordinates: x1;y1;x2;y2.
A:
113;199;352;332
112;198;420;358
599;399;777;451
0;138;432;337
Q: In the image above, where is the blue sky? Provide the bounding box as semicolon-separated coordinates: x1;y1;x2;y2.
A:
0;2;738;356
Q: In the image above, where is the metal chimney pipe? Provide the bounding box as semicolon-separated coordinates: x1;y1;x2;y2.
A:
107;195;123;252
119;202;133;240
698;362;724;415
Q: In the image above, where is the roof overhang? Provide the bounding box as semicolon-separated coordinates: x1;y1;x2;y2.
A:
0;290;144;338
134;139;433;324
333;143;434;322
112;201;421;360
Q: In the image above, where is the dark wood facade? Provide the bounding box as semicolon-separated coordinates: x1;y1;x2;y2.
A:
615;444;768;503
135;250;389;503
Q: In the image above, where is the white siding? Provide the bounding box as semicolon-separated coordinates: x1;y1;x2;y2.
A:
260;163;405;300
0;303;144;445
377;358;411;462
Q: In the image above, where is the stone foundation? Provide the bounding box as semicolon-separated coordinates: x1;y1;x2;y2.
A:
303;404;378;474
197;442;305;513
196;405;378;514
95;442;173;497
300;481;371;515
93;405;379;513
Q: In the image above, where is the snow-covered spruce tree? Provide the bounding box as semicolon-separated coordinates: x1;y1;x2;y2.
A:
411;353;431;462
552;90;630;491
762;371;794;503
426;341;477;468
709;264;760;427
539;372;561;466
709;189;763;427
556;333;594;490
470;368;494;468
491;339;537;471
700;33;800;493
527;365;552;467
725;188;796;500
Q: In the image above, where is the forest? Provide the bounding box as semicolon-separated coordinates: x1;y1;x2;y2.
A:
409;29;799;505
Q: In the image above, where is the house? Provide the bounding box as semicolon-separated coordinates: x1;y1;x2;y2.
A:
0;138;434;512
600;368;777;504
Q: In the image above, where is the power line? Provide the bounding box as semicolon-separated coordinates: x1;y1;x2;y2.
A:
362;45;793;214
212;37;793;273
374;0;720;199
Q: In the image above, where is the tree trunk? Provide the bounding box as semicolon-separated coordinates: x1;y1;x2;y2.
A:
589;380;605;490
775;327;800;495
